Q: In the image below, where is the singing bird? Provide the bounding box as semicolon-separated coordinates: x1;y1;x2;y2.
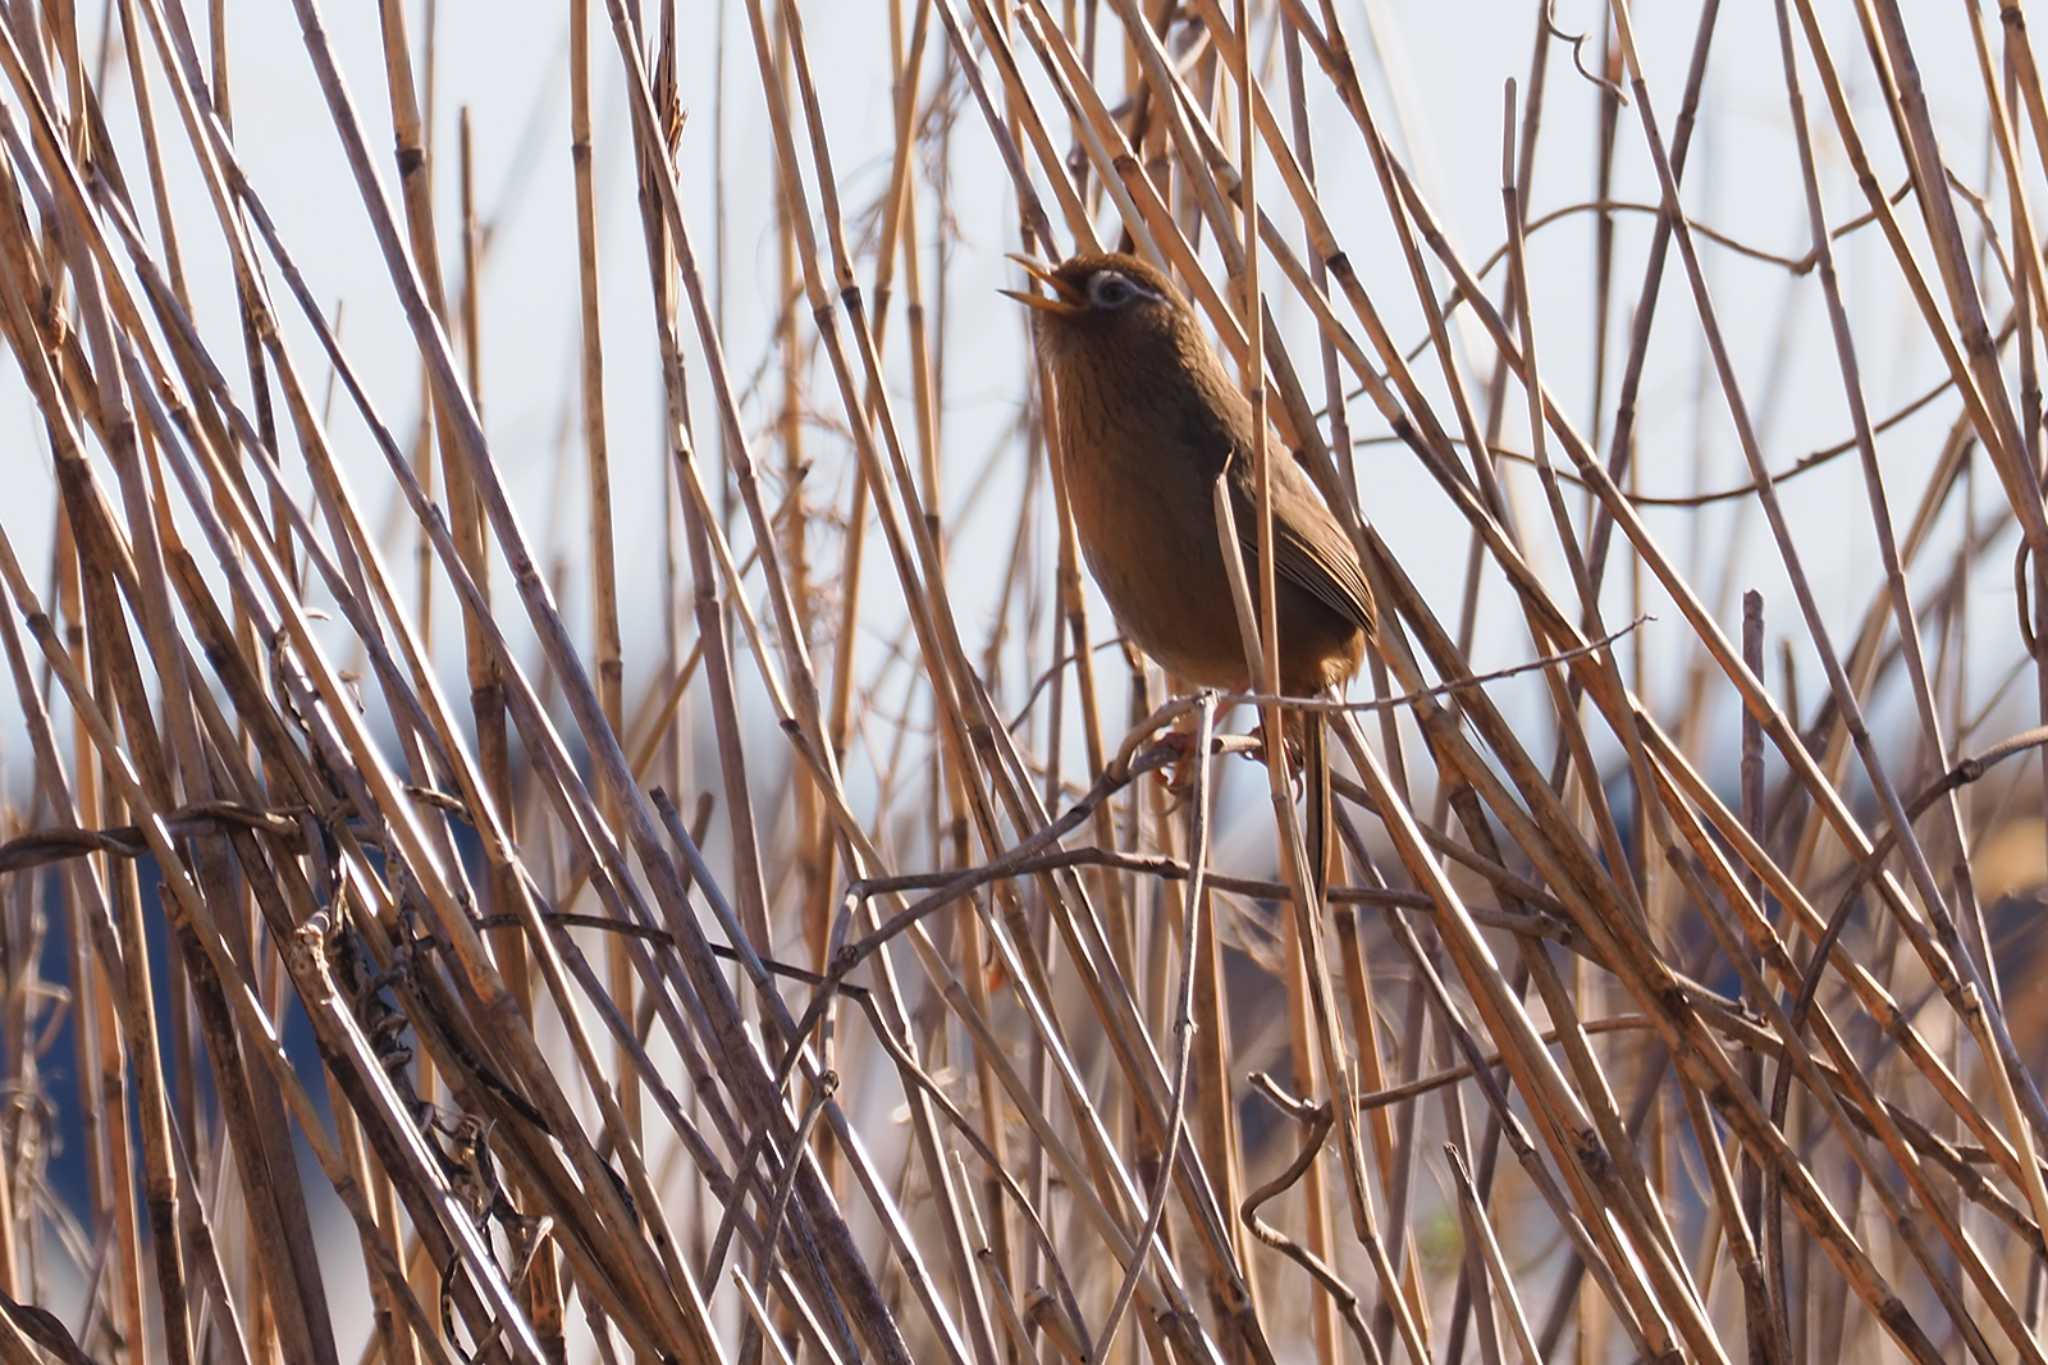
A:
1004;251;1374;876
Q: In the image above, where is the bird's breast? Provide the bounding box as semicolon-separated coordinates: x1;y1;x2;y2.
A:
1052;377;1252;688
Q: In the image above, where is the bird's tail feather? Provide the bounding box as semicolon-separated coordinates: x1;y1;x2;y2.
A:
1303;710;1332;905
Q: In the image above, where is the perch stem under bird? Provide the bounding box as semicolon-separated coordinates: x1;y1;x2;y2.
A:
1004;250;1376;887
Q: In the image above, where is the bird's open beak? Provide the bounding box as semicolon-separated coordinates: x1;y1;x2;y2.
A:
1000;252;1082;316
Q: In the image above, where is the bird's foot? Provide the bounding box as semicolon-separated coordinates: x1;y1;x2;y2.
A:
1247;720;1306;779
1147;711;1272;809
1151;728;1200;809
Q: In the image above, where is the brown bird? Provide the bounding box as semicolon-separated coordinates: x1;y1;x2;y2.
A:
1005;250;1375;880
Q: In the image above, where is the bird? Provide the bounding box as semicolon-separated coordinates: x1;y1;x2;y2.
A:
1003;249;1375;887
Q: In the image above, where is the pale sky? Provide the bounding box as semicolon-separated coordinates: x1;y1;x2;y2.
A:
4;0;2009;769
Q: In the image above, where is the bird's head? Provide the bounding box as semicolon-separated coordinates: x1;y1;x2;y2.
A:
1000;251;1190;361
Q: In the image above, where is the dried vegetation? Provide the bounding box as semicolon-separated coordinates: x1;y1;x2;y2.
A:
2;0;2048;1362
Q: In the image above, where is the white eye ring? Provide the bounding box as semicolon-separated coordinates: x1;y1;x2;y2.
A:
1088;271;1141;308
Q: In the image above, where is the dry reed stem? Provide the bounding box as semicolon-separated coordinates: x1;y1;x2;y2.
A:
6;2;2048;1362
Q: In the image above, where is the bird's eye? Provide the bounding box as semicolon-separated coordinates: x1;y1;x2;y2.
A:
1088;272;1139;308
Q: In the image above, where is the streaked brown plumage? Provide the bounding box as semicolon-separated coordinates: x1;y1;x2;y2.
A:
1004;250;1375;697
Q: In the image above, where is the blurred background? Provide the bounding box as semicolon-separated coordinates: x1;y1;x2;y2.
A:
4;0;2046;1361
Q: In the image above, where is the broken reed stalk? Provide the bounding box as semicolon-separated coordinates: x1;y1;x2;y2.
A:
4;1;2048;1362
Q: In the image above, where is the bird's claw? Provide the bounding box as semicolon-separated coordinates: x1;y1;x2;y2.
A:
1248;721;1305;772
1151;729;1200;809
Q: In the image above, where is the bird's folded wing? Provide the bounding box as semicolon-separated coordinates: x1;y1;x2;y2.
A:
1227;465;1377;636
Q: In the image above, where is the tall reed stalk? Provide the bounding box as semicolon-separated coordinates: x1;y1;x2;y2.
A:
1;2;2046;1361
